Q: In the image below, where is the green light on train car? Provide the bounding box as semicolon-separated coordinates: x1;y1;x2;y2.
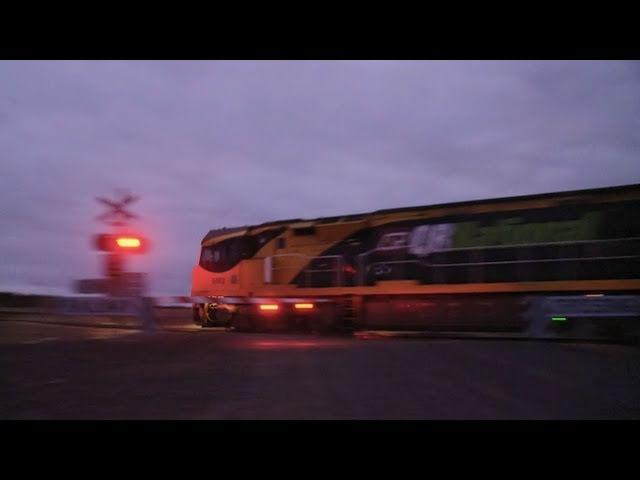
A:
551;316;567;322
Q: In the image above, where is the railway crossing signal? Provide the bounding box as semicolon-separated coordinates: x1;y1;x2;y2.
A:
68;191;154;331
96;191;139;227
74;191;150;298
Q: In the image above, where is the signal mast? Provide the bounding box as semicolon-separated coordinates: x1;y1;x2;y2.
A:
93;191;149;297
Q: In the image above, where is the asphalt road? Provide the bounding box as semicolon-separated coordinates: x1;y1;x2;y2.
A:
1;319;640;419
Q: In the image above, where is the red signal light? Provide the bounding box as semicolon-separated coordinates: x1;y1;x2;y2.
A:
93;234;148;253
94;234;112;252
116;237;142;248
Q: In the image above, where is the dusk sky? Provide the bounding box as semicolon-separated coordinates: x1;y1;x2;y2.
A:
1;60;639;296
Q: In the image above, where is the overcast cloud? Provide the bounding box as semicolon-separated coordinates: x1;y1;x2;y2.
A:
1;60;639;295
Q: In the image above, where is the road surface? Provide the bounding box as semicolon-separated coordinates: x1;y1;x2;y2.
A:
1;319;639;419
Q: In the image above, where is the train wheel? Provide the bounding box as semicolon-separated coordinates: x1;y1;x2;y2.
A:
286;316;303;332
309;313;335;334
231;315;257;332
201;315;213;328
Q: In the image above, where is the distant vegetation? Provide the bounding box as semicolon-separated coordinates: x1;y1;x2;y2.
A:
0;292;54;308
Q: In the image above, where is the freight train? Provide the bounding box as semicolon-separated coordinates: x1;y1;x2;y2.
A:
191;184;640;340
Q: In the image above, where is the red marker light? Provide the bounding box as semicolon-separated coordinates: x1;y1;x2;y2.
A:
343;265;356;275
116;237;142;248
294;303;314;310
259;304;279;311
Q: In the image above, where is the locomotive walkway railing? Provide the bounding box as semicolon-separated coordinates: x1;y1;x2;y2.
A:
357;236;640;285
266;254;344;287
261;237;639;288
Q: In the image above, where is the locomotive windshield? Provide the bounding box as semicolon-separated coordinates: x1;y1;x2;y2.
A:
200;237;254;273
199;227;285;273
